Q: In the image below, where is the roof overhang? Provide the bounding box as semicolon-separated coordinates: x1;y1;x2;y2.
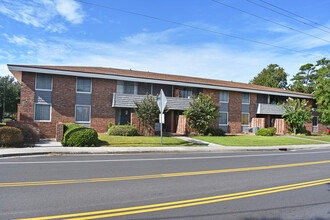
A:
8;65;313;99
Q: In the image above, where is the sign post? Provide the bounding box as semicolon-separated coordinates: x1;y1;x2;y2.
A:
157;89;167;145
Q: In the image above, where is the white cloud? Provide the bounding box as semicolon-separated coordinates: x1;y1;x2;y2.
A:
3;26;329;82
0;0;84;32
54;0;84;24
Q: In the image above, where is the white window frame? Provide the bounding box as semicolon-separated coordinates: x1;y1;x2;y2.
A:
219;91;229;103
241;112;250;126
76;77;92;94
219;112;228;126
75;105;91;123
34;103;52;122
35;74;53;91
242;93;250;104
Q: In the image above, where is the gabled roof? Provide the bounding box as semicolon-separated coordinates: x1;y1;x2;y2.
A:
7;64;313;98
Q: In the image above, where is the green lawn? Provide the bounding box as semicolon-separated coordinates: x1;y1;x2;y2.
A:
194;135;325;146
296;135;330;142
98;135;201;147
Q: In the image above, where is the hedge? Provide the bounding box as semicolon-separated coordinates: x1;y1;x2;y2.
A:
205;127;226;136
61;123;99;147
107;125;138;136
0;126;24;147
256;127;277;136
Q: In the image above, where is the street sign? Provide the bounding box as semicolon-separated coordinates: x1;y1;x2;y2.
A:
157;89;167;145
157;89;167;113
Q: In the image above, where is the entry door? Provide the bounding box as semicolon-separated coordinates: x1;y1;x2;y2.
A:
120;108;131;125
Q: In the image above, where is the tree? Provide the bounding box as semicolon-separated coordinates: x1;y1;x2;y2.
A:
183;93;219;135
249;64;288;89
134;94;161;136
313;59;330;125
0;75;20;120
282;98;313;135
291;58;330;125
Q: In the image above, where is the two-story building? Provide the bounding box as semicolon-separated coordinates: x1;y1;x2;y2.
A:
7;64;326;139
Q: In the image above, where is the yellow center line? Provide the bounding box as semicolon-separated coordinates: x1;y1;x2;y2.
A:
2;160;330;187
18;178;330;220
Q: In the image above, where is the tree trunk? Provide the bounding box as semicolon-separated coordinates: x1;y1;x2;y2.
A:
293;127;297;135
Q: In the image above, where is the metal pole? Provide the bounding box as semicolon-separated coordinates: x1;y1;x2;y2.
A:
160;121;163;145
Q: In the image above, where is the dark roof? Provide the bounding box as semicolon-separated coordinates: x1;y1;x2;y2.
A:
8;64;312;97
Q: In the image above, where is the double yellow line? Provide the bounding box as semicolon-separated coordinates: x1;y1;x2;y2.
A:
19;178;330;220
2;160;330;188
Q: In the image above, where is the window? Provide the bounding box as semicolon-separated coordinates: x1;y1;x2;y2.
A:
312;116;318;126
220;91;229;103
241;113;249;125
36;74;52;90
77;77;92;93
219;112;228;125
75;105;91;123
242;93;250;104
124;81;134;94
34;104;51;121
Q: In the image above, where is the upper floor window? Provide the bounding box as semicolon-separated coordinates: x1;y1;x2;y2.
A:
77;77;92;93
36;74;52;91
124;81;134;94
220;91;229;103
242;93;250;104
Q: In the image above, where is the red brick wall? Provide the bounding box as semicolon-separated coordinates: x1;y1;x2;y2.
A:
203;88;220;128
250;93;257;119
228;91;241;133
305;122;327;134
52;75;76;123
20;72;35;122
90;78;116;133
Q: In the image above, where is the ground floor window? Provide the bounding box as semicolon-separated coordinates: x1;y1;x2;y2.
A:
115;108;131;125
219;112;228;125
34;104;51;121
241;113;249;126
75;105;91;123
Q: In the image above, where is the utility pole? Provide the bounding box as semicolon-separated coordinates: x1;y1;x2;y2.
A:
0;86;5;123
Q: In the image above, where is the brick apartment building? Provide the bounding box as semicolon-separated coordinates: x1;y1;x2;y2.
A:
7;64;327;139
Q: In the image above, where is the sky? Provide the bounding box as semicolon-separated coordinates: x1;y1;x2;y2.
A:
0;0;329;84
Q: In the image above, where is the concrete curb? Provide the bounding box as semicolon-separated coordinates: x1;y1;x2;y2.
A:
1;144;330;158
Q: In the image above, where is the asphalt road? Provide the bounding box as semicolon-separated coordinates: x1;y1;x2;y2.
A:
1;149;330;220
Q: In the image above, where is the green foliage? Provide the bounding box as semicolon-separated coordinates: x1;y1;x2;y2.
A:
0;126;24;147
183;93;219;134
205;127;226;136
63;123;81;133
107;125;138;136
108;122;113;129
134;94;165;136
282;99;313;135
290;58;330;125
256;127;276;136
61;123;99;147
249;64;288;89
0;75;20;119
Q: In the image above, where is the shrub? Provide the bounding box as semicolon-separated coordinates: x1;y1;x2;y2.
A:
108;122;113;129
107;125;138;136
63;123;82;133
268;127;277;136
256;128;276;136
61;123;99;147
0;126;24;147
205;127;226;136
64;127;98;147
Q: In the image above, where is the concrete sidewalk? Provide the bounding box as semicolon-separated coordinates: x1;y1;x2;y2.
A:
1;141;330;158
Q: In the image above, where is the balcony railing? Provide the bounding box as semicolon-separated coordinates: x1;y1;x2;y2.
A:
112;93;192;110
256;103;284;115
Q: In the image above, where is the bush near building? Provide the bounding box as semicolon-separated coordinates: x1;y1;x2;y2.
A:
107;125;138;136
61;123;98;147
205;127;226;136
256;127;277;136
0;126;24;147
